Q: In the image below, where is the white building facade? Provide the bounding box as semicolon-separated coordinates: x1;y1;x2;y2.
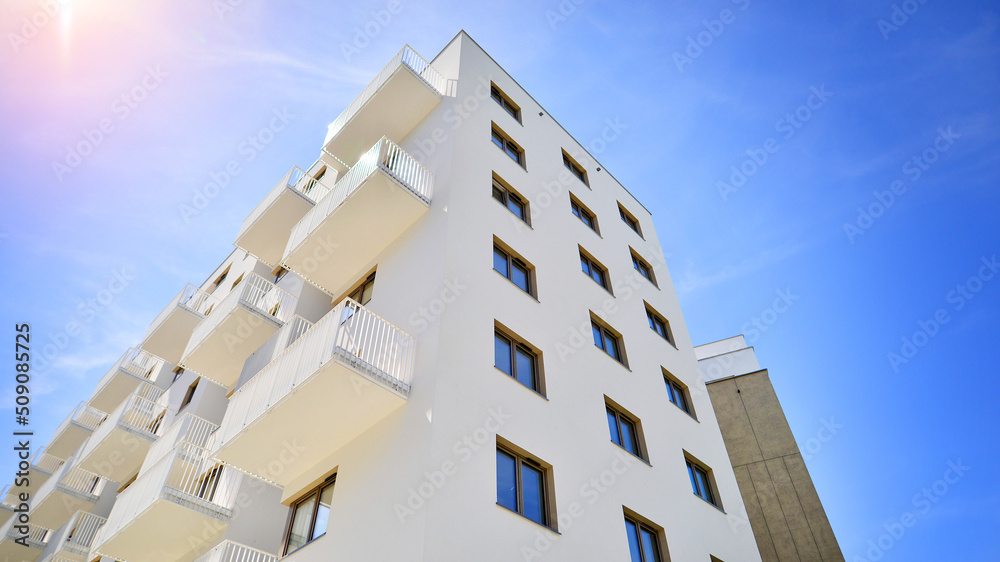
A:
1;31;765;562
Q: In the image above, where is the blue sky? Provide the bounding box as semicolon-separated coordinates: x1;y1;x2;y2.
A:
1;0;998;559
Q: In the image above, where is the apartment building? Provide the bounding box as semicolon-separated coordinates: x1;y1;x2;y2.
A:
696;337;845;562
2;31;776;561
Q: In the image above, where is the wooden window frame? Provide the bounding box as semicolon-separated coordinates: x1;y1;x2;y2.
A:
491;125;525;167
490;83;521;122
570;194;599;234
618;203;643;238
283;475;337;555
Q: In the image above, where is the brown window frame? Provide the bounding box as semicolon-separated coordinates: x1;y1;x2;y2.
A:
283;475;337;555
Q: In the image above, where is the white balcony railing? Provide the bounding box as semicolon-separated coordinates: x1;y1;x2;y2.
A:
2;519;50;549
236;315;313;391
237;166;333;242
0;486;17;511
149;285;218;334
288;137;432;258
36;461;105;504
217;298;414;447
93;347;165;395
52;510;106;557
55;402;107;435
79;391;166;461
142;414;218;473
30;448;65;474
194;540;278;562
326;45;445;142
187;274;296;352
96;442;241;548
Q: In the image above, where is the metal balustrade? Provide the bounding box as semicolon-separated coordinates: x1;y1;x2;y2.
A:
217;297;414;450
194;540;278;562
142;413;218;473
326;45;445;142
235;315;313;391
237;166;333;242
287;137;432;261
1;518;51;549
49;510;106;558
30;448;65;475
186;273;296;352
149;284;218;331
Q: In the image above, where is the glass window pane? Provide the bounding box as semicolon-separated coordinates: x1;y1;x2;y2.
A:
582;213;593;228
506;144;519;161
494;248;509;277
572;204;581;218
508;198;525;219
496;450;518;512
607;335;619;360
515;347;535;390
641;528;660;562
581;257;591;276
521;463;545;525
360;282;373;305
688;463;699;495
592;268;605;287
625;519;643;562
495;334;512;375
620;418;637;456
311;484;334;540
607;409;621;446
286;494;316;553
512;262;529;293
593;324;604;349
493;185;505;203
492;131;504;149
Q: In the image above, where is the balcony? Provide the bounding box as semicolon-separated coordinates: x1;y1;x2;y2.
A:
194;540;277;562
235;167;333;268
0;518;50;562
323;45;445;170
77;386;167;482
234;315;313;391
0;487;22;526
46;403;106;459
215;298;414;488
28;460;105;530
93;441;242;562
179;274;297;389
143;285;218;364
139;413;218;475
3;448;68;501
90;348;166;413
282;138;433;295
39;510;105;561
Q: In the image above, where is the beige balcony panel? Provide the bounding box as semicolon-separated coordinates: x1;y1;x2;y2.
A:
215;299;414;489
41;510;106;561
77;391;166;482
46;403;107;459
234;167;332;268
323;45;445;170
0;518;50;561
29;461;104;530
282;138;432;296
180;273;297;389
142;285;217;364
89;348;166;413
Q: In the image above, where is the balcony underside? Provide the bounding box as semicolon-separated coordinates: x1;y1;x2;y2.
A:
90;371;149;414
0;539;44;562
96;500;226;562
235;189;313;268
181;307;282;388
216;359;406;489
324;64;442;170
78;428;154;483
30;491;94;530
143;307;204;365
283;170;429;296
47;426;93;460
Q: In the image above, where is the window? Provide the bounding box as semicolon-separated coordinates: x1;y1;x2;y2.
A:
562;151;588;185
606;400;645;460
645;305;673;344
272;266;289;284
631;250;655;286
230;273;245;290
686;458;718;506
493;243;533;296
663;371;693;416
494;329;542;393
496;444;549;527
624;513;664;562
492;125;524;166
179;378;199;411
619;204;642;237
491;83;521;121
209;266;230;294
592;319;626;366
570;195;598;233
172;366;184;383
580;250;611;292
349;272;376;306
492;176;529;224
284;475;336;554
